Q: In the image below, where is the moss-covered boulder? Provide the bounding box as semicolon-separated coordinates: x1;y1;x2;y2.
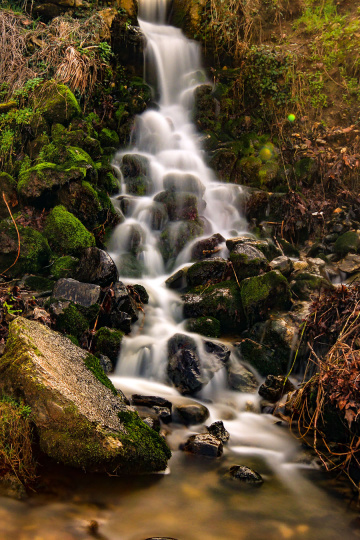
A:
182;281;245;333
55;302;89;340
37;82;81;126
229;244;268;280
0;172;18;219
18;162;85;204
44;205;95;255
163;172;205;195
51;256;79;280
186;258;228;287
94;327;124;363
333;230;360;257
121;154;152;195
99;128;120;147
240;270;291;325
57;181;102;230
290;272;333;300
0;221;51;278
0;318;170;473
185;316;221;338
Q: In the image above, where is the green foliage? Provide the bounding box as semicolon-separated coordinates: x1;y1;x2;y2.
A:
97;42;112;61
44;205;95;255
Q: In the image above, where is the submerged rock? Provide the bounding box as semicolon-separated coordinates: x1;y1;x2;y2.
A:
227;359;258;392
227;465;264;486
173;403;209;426
182;433;223;457
0;318;171;473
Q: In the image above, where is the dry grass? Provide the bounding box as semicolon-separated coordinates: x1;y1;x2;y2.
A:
0;399;36;486
0;9;110;99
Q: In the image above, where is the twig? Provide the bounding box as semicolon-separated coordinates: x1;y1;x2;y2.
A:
1;193;21;277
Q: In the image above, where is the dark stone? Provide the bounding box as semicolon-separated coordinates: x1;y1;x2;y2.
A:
229;243;268;280
258;375;295;402
165;268;188;290
185;317;221;338
131;394;172;410
163;171;205;195
75;247;118;287
227;360;258;392
137;411;161;432
182;433;223;457
131;284;149;304
108;311;132;334
227;465;264;485
113;282;139;322
98;354;113;374
167;349;203;395
167;333;197;357
173;403;209;426
154;190;201;221
207;421;230;444
152;406;172;424
186;258;228;287
226;235;281;262
204;340;231;364
53;278;101;308
191;233;225;261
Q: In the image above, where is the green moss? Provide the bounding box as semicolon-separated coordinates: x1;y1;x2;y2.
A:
0;221;51;278
99;128;120;147
65;146;95;168
185;316;221;338
39;82;81;126
240;270;291;325
94;327;124;362
51;256;79;279
56;303;89;339
333;231;360;256
84;353;117;395
44;205;95;255
117;409;171;462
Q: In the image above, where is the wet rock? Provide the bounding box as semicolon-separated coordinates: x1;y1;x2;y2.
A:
165;267;188;289
113;282;139;322
182;433;223;457
191;233;225;261
229;243;268;280
131;395;172;410
186;258;228;287
240;270;291;326
163;171;205;195
152;406;172;424
117;252;144;278
227;465;264;485
117;195;136;217
160;220;204;263
204;340;231;364
151;201;169;230
98;354;113;375
167;348;203;395
185;316;221;338
154;190;202;221
132;284;149;304
121;154;152;195
258;375;295;402
226;235;281;262
111;18;145;70
269;256;293;276
207;421;230;444
0;318;171;473
173;403;209;426
53;278;101;308
168;333;197;356
338;253;360;274
182;281;245;333
75;247;118;287
227;359;258;392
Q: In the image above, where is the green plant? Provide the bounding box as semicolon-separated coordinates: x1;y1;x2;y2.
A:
3;301;22;315
97;42;112;62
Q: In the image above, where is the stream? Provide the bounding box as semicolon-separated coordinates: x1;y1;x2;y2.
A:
1;1;360;538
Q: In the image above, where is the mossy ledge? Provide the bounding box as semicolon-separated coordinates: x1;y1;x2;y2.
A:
0;318;171;473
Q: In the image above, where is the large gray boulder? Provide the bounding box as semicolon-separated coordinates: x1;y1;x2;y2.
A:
0;318;171;473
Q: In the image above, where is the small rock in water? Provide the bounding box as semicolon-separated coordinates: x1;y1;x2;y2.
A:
131;394;172;410
181;433;223;457
152;405;172;424
228;465;264;486
258;375;295;402
173;403;209;426
207;421;230;444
